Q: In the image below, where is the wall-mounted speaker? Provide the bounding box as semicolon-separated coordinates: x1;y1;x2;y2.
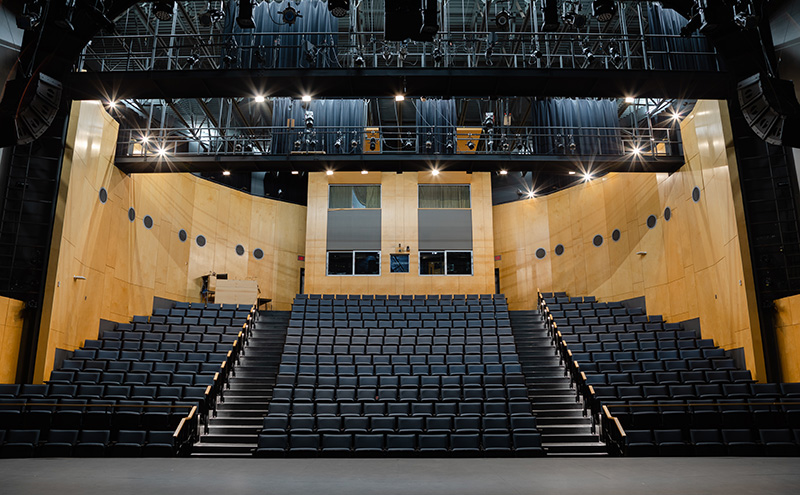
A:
737;73;800;148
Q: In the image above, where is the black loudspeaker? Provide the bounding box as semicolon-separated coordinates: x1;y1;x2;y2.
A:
0;73;63;146
541;0;560;32
385;0;423;41
738;73;800;148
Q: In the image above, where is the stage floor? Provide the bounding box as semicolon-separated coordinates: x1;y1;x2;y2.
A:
1;457;799;494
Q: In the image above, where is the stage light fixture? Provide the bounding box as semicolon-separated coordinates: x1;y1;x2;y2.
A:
199;3;225;26
291;170;300;175
350;137;359;148
328;0;349;18
467;140;475;150
568;171;576;175
334;138;342;149
369;137;377;151
625;96;635;103
583;173;593;181
279;4;301;25
592;0;616;23
361;170;369;175
395;95;405;102
431;169;440;176
403;138;414;150
632;146;641;155
302;95;312;102
222;170;231;176
326;170;334;176
254;95;266;103
582;46;595;62
354;52;365;67
445;141;453;152
187;53;201;67
107;100;118;109
527;191;535;198
382;45;393;63
499;169;508;175
16;11;41;30
425;140;432;150
495;9;511;31
303;40;318;65
304;110;315;128
433;46;444;65
156;147;167;157
153;0;175;21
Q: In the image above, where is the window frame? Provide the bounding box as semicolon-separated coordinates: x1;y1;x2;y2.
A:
326;250;382;276
418;250;473;276
389;253;410;274
417;184;472;209
328;184;382;210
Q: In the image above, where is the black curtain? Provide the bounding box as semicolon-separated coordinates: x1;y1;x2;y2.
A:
647;5;716;71
271;98;367;154
529;99;621;155
415;99;456;154
224;0;339;69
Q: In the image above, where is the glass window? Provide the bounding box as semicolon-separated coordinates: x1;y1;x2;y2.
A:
354;252;380;275
329;185;381;209
327;252;354;275
446;251;472;275
418;184;470;208
419;251;445;275
390;254;409;273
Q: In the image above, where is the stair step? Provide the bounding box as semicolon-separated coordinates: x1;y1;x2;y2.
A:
209;425;262;435
192;443;257;454
543;443;608;454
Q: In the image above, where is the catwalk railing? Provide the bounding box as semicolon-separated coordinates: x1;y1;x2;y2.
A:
115;125;682;160
78;30;720;73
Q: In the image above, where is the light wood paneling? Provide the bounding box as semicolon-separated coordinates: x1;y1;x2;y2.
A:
34;101;307;383
0;296;25;383
305;171;494;295
774;294;800;382
493;100;766;381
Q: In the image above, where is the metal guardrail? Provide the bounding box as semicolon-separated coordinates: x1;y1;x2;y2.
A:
79;30;720;73
115;125;681;159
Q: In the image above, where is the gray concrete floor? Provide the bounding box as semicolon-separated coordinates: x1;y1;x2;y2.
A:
1;457;799;494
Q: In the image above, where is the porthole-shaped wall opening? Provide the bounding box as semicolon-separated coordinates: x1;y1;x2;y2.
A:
143;215;154;229
235;244;245;256
127;207;136;222
612;229;621;242
692;186;701;203
593;235;604;247
555;244;565;256
647;215;657;229
253;248;264;260
664;207;672;221
99;187;108;204
196;235;207;247
535;248;546;259
178;229;187;242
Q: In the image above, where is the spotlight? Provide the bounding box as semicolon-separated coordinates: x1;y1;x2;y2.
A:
303;40;317;65
399;44;408;62
591;0;616;23
568;171;576;175
327;0;349;18
395;95;405;102
361;170;369;175
563;7;586;29
403;139;414;150
156;147;167;157
482;113;494;129
568;141;576;153
433;46;444;65
16;11;41;30
369;137;377;151
199;4;225;27
354;52;365;67
495;9;511;31
302;95;312;102
222;170;231;176
671;112;682;121
334;138;342;149
279;4;302;25
141;135;150;143
607;42;622;65
501;140;509;151
527;191;535;198
431;169;440;176
326;170;334;176
382;45;393;63
445;141;454;152
485;45;494;66
625;96;635;103
350;138;359;148
499;170;508;175
467;140;475;150
152;0;175;21
108;100;118;109
582;46;595;62
425;140;432;150
294;139;302;150
304;110;314;128
186;53;201;67
583;173;593;181
291;170;300;175
254;95;265;103
632;146;641;155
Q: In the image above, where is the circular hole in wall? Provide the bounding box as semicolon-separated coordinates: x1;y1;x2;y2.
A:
235;244;245;256
128;207;136;222
593;235;604;247
555;244;565;256
143;215;154;229
647;215;657;229
253;248;264;260
196;235;207;247
692;186;701;203
664;207;672;221
99;188;108;204
178;229;187;242
535;248;546;259
612;229;621;242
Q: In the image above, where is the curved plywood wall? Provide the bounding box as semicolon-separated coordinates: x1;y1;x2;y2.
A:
34;101;306;382
493;100;766;380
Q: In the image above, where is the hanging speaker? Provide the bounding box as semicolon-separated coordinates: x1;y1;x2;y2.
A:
385;0;423;41
737;73;800;147
0;73;63;146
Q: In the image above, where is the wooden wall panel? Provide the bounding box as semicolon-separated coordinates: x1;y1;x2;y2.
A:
305;171;494;296
774;294;800;382
33;101;306;383
0;296;25;383
493;100;766;381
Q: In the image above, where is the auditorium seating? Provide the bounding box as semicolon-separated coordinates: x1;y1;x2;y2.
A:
0;302;255;457
255;294;544;456
539;291;800;456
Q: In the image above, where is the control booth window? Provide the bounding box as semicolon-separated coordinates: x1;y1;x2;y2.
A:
390;254;410;273
327;251;380;276
418;184;470;208
329;184;381;209
419;251;472;275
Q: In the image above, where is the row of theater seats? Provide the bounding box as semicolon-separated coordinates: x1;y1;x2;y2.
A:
257;294;542;457
624;429;800;456
0;429;179;457
296;294;502;300
539;291;800;456
0;302;255;457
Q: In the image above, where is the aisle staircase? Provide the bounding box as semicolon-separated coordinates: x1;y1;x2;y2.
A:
191;311;289;457
510;310;607;456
